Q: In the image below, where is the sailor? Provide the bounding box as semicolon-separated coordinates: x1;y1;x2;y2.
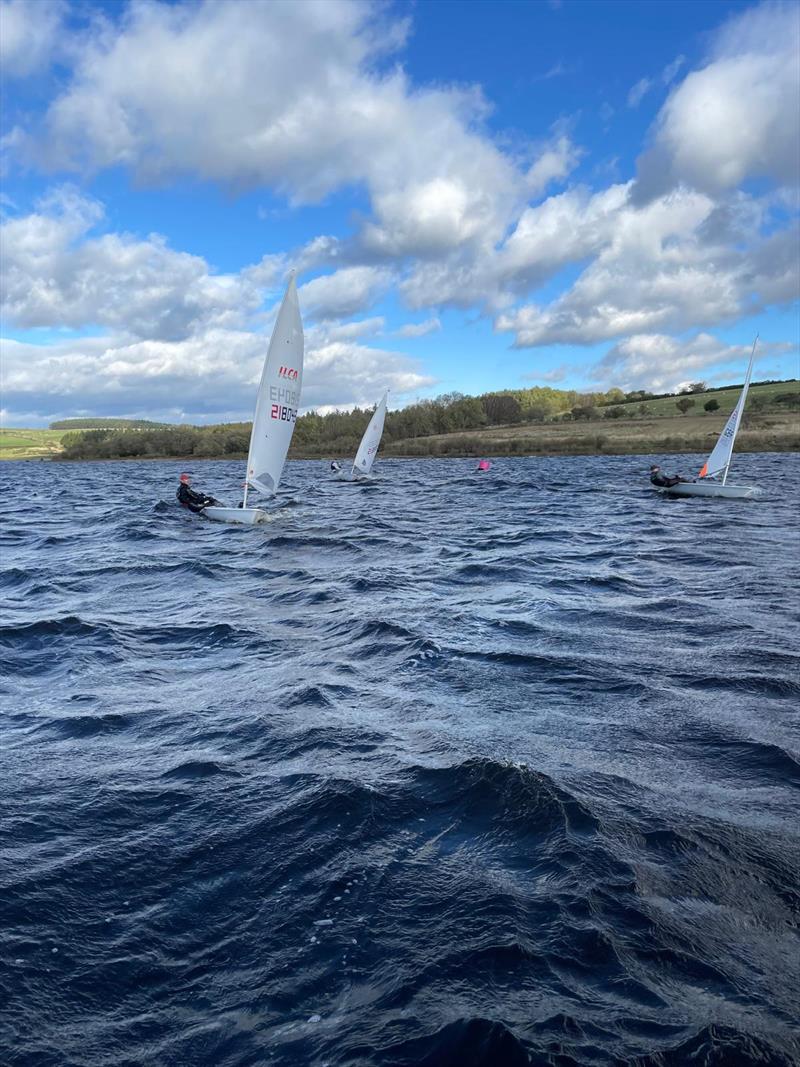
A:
176;472;216;513
330;460;341;473
649;465;688;488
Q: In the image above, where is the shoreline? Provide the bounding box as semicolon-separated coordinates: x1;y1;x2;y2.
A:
6;442;799;463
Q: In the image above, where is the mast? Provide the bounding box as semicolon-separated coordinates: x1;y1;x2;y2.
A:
722;334;758;486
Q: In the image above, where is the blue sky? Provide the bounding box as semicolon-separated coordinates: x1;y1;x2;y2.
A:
1;0;798;425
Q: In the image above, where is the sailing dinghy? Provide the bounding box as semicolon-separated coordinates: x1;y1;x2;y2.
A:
204;273;303;524
336;391;388;481
659;336;762;500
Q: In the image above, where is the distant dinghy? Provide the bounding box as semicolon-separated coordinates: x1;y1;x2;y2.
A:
353;391;388;478
660;337;763;500
335;391;388;481
204;274;303;524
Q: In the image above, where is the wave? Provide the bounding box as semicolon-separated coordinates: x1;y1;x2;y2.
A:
3;453;800;1067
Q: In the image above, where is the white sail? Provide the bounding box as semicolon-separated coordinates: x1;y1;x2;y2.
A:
246;274;303;497
352;391;388;477
698;336;757;483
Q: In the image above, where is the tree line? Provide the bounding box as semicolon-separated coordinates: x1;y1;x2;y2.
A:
55;380;799;461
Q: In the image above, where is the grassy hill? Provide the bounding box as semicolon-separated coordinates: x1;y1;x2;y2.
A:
382;410;799;459
606;380;799;418
0;419;173;460
0;428;69;460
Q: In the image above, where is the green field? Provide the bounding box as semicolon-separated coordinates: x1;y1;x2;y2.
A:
610;379;799;418
0;428;69;459
0;420;167;460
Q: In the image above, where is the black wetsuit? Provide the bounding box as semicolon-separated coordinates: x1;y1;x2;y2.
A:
177;483;214;513
650;472;682;488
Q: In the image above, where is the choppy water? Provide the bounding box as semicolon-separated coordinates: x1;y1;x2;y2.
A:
2;453;799;1067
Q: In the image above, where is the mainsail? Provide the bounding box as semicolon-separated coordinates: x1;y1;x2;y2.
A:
245;274;303;500
352;391;388;477
698;336;757;483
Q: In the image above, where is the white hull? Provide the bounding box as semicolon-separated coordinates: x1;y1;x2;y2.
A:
203;506;271;524
660;481;762;500
332;471;370;483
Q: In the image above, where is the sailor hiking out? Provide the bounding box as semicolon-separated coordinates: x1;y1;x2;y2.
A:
177;473;217;513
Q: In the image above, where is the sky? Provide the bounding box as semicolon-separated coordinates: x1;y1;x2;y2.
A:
1;0;798;426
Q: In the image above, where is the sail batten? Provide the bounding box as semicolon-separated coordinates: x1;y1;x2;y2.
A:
245;274;303;498
698;336;757;482
352;391;388;477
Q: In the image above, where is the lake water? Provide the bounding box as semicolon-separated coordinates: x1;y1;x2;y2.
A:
2;453;799;1067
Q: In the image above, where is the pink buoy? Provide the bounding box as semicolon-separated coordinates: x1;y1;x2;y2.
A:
476;459;491;471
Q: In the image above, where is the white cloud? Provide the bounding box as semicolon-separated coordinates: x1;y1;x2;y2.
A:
627;78;652;108
525;135;582;195
395;318;441;338
303;325;435;409
8;0;585;267
1;1;797;423
495;187;799;348
592;332;796;392
635;3;800;199
523;364;572;383
398;182;632;314
1;187;283;340
662;55;685;86
0;0;64;77
323;317;385;342
1;322;434;422
299;266;393;320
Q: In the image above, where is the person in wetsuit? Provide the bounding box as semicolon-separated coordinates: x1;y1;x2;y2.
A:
176;472;216;513
330;460;341;474
649;464;687;488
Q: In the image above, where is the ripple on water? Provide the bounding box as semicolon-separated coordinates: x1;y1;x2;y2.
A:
1;453;799;1067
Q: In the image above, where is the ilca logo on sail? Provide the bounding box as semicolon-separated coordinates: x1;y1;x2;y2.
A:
279;366;298;380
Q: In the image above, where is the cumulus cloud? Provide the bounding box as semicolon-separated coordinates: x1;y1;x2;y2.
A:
634;3;800;200
399;182;631;313
395;318;441;338
592;332;796;392
323;317;385;342
1;1;797;421
1;321;434;423
299;266;393;320
8;0;584;266
303;322;435;409
0;188;430;421
1;187;282;340
495;187;799;348
525;134;582;195
0;0;65;78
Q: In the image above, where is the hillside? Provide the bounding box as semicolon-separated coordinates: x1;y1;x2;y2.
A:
381;410;799;459
1;379;797;461
0;428;68;460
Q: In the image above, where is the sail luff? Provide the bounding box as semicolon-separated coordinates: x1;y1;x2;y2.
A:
698;336;758;481
245;273;303;496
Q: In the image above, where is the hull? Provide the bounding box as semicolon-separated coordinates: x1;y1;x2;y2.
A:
203;506;270;524
660;481;762;500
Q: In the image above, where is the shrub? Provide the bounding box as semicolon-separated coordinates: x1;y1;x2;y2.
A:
704;398;720;412
676;397;696;414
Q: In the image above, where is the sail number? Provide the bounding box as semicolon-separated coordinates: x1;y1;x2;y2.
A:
270;382;299;423
271;404;297;423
